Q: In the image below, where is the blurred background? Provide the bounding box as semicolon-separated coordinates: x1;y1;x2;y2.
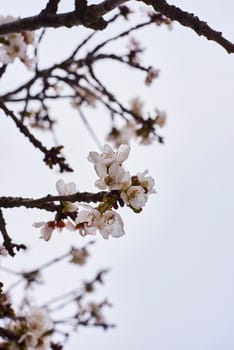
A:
0;1;234;349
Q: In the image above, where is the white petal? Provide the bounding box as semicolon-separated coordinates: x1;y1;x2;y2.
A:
103;144;113;154
66;221;76;231
116;144;130;163
120;171;131;190
33;222;45;228
95;178;107;190
110;212;125;238
108;163;123;179
85;226;97;236
40;226;53;241
99;229;110;240
66;202;78;212
100;210;125;239
76;210;92;224
88;151;100;164
95;162;107;178
65;182;76;195
56;179;65;195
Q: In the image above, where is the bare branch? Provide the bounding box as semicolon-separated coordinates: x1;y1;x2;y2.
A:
0;209;26;257
0;101;73;172
0;0;126;34
40;0;61;15
0;191;108;211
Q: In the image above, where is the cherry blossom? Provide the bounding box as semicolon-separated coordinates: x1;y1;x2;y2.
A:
56;179;78;212
74;208;100;236
19;307;53;350
95;163;131;191
0;16;35;68
75;206;125;239
33;220;68;241
106;121;136;147
121;185;148;210
88;144;130;169
98;210;125;239
33;221;55;241
137;170;156;194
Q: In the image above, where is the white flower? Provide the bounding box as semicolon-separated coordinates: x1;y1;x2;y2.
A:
56;179;76;195
56;179;77;212
121;185;148;210
137;170;156;194
0;16;35;68
106;121;136;147
88;144;131;191
98;210;125;239
27;307;53;338
33;221;55;241
95;163;131;191
75;209;99;236
88;144;130;169
19;332;38;349
107;163;131;190
19;307;53;350
75;206;125;239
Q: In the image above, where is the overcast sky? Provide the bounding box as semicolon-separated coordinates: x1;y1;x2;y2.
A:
1;1;234;349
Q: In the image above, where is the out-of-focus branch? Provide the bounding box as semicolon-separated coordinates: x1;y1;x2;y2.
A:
143;0;234;53
0;101;73;173
0;209;26;257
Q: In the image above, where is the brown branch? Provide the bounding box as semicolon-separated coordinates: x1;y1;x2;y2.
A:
0;191;108;211
143;0;234;53
40;0;61;15
0;327;19;341
0;0;126;34
0;101;73;172
0;209;26;257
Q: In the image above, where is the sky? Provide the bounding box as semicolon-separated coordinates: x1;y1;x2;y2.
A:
0;1;234;349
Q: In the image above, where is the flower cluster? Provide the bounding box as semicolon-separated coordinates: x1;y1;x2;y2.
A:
70;246;90;265
8;307;53;350
34;144;155;241
73;144;155;236
0;16;35;68
107;108;166;147
34;179;77;240
74;205;125;240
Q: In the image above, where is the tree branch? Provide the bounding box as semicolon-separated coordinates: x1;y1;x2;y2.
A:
40;0;61;15
143;0;234;53
0;101;73;172
0;0;126;34
0;209;26;257
0;191;108;211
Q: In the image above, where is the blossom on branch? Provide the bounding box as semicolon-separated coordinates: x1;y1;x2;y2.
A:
56;179;78;212
74;206;125;240
0;16;35;68
8;307;53;350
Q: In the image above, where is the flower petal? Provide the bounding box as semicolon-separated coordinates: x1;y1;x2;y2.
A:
56;179;65;195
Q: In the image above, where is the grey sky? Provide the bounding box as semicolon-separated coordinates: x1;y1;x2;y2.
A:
0;1;234;349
